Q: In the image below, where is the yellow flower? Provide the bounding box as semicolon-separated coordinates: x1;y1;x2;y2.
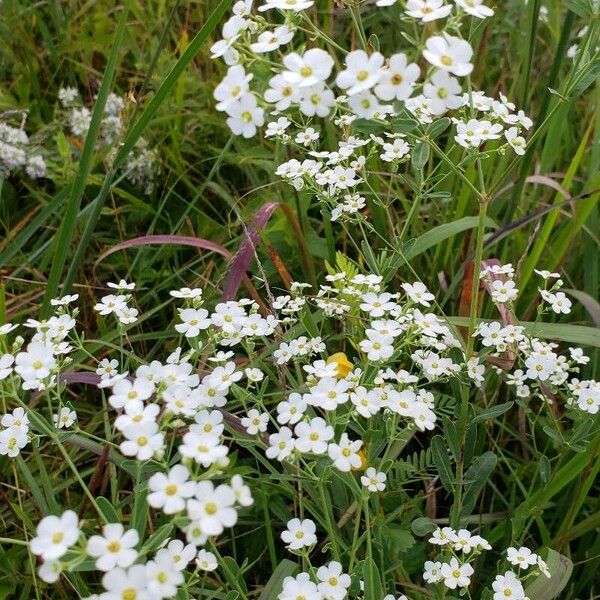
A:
354;446;368;471
326;352;354;379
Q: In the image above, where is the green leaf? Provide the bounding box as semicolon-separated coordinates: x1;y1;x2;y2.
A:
411;141;430;170
539;455;551;483
571;59;600;98
140;523;174;555
391;117;419;133
402;216;497;262
362;558;382;600
431;435;454;493
471;402;514;424
411;516;437;536
351;118;386;135
382;526;415;553
96;497;120;523
446;317;600;348
60;0;235;295
442;416;461;462
524;549;573;600
258;559;298;600
428;118;451;138
131;476;148;539
461;452;497;516
41;3;130;313
564;0;592;17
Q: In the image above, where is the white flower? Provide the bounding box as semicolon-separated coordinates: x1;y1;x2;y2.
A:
279;572;321;600
258;0;314;11
295;127;319;146
87;524;139;571
266;427;296;461
452;528;490;553
505;127;526;155
576;387;600;414
282;48;334;88
186;481;238;536
492;571;526;600
541;290;572;314
374;53;420;101
490;279;518;303
277;393;307;425
265;117;292;138
241;409;269;434
148;464;196;514
423;560;443;583
346;91;382;119
402;282;435;307
155;539;196;571
455;0;494;19
359;331;394;362
0;426;28;457
294;417;334;454
108;377;154;409
360;467;387;492
53;406;76;429
231;474;254;506
250;25;294;53
245;367;265;382
1;407;29;432
146;558;184;597
214;65;253;111
38;559;63;583
30;511;80;561
225;93;265;138
120;420;164;460
299;83;335;117
380;138;410;162
440;557;474;589
196;549;218;571
423;34;474;77
170;287;203;299
506;546;538;569
14;341;56;390
328;434;363;472
94;294;128;316
429;526;456;546
423;70;464;115
175;307;211;338
281;518;317;550
101;565;148;600
316;561;351;599
264;74;302;111
336;50;385;95
406;0;452;22
107;279;135;291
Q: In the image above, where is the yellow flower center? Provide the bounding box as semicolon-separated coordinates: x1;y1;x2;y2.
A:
52;532;64;544
165;484;178;496
357;70;369;81
205;502;218;515
107;541;122;553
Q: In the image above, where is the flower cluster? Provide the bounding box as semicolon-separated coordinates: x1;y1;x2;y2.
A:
0;115;47;179
58;87;158;193
0;262;589;597
423;527;549;598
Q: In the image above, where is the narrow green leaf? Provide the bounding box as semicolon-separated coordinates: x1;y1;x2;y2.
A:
61;0;234;294
258;559;298;600
411;516;437;536
362;558;382;600
461;452;497;516
471;402;514;424
431;435;454;493
96;497;120;523
41;4;130;313
524;549;573;600
402;216;496;261
411;141;430;170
